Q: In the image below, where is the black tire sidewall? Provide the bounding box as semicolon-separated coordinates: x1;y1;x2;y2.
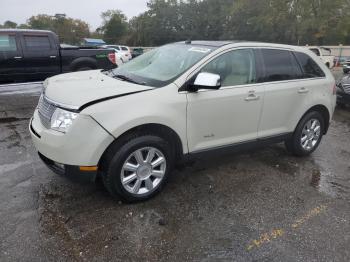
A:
291;111;325;156
76;66;93;71
105;135;173;202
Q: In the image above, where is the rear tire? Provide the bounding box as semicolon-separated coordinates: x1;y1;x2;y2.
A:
102;135;174;202
285;111;324;157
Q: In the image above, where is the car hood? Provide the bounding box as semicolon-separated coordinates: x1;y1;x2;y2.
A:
44;70;153;110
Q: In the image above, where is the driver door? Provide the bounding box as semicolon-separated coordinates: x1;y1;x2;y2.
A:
186;48;264;153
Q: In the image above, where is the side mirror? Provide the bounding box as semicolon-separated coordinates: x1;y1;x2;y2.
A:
189;72;221;91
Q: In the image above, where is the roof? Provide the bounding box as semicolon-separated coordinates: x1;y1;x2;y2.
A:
175;40;309;52
177;40;238;47
0;29;54;34
83;38;106;44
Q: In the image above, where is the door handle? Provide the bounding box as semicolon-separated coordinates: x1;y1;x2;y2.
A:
245;91;260;101
298;87;309;94
49;56;57;58
14;56;22;59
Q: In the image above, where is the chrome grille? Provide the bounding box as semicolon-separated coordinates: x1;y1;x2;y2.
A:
341;84;350;94
38;95;56;129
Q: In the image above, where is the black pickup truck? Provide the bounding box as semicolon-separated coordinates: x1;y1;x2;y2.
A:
0;29;117;83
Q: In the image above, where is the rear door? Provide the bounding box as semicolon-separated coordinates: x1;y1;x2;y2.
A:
257;48;309;138
0;32;23;82
19;33;60;80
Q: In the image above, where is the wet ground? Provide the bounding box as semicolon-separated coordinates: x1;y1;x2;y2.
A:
0;71;350;261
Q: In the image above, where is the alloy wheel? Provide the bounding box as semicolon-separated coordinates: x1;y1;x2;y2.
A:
300;119;321;151
121;147;166;195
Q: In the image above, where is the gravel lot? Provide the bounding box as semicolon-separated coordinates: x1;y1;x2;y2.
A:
0;70;349;261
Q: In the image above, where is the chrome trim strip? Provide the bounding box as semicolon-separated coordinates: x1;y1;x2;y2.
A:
180;77;327;93
44;96;80;111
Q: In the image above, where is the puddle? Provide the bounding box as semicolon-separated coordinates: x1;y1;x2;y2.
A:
0;161;32;174
0;117;29;124
0;82;42;96
310;169;350;200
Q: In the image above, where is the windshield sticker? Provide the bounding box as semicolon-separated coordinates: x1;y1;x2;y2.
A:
188;47;211;53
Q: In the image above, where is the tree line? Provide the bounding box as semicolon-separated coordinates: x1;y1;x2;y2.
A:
1;0;350;46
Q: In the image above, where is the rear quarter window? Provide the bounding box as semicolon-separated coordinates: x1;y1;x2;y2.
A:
260;49;302;82
294;52;325;78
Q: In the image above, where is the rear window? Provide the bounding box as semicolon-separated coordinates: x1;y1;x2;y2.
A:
0;34;17;51
260;49;302;82
121;46;128;51
294;52;325;78
310;48;320;56
24;35;51;50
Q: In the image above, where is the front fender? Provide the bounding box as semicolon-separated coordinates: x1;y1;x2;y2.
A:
82;85;189;154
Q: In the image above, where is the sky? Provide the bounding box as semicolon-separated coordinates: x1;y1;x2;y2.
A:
0;0;149;30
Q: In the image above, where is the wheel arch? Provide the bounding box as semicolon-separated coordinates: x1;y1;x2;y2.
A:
299;104;330;134
70;57;98;71
98;123;184;172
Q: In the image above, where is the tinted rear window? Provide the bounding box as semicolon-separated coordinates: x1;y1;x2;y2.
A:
261;49;302;82
294;52;325;78
24;35;51;50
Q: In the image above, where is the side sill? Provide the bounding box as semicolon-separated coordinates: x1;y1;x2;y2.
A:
184;133;292;160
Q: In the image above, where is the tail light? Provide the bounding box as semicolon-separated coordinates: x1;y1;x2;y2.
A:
333;83;337;95
108;53;116;64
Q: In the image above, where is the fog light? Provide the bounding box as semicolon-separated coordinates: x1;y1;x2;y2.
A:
53;162;65;170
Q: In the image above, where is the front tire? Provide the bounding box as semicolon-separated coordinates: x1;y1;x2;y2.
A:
285;111;324;156
102;135;174;202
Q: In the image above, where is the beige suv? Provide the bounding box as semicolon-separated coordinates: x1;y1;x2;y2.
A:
30;41;336;202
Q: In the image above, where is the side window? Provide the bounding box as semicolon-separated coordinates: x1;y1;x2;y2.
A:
294;52;326;78
260;49;302;82
201;49;256;87
24;35;51;50
310;48;320;56
121;46;128;51
0;34;17;51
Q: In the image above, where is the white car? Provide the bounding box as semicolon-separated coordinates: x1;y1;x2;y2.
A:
30;41;336;202
102;45;132;62
309;47;335;69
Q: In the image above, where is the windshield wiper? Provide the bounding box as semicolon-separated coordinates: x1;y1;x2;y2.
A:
114;74;146;85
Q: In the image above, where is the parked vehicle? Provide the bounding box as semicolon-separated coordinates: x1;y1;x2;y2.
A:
102;45;132;61
309;47;335;69
337;75;350;107
0;29;117;83
343;60;350;74
131;48;144;58
334;56;349;67
113;51;125;66
101;45;130;64
30;41;336;202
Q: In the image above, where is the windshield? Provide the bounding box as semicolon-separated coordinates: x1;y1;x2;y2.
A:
110;44;215;87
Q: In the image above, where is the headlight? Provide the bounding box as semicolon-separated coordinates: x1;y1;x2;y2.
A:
51;108;78;133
